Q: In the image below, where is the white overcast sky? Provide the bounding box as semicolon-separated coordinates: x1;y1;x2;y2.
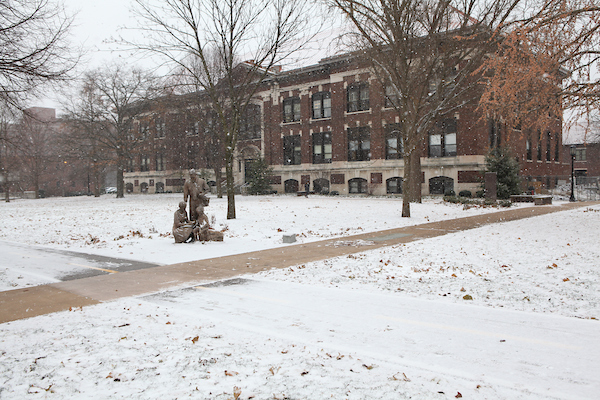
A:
65;0;137;67
37;0;341;111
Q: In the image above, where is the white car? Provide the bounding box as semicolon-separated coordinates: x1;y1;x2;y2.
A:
105;187;117;194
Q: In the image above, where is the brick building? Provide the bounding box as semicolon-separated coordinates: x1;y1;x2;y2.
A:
123;53;568;196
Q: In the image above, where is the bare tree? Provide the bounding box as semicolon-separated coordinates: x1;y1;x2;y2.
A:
11;110;59;198
61;76;112;197
133;0;319;219
330;0;525;217
0;111;16;202
66;65;159;198
0;0;77;108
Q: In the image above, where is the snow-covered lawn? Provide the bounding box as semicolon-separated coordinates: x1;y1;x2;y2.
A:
0;193;512;286
0;194;599;399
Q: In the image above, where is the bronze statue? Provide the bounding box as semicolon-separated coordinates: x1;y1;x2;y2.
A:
172;186;223;243
183;169;210;221
172;201;199;243
195;202;223;242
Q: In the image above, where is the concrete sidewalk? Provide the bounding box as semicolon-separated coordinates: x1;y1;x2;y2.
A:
0;201;595;324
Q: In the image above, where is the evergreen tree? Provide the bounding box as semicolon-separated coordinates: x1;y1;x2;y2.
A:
484;147;522;199
246;158;273;195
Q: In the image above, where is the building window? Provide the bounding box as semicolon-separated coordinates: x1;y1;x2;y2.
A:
156;153;165;171
428;119;457;157
155;117;165;138
347;126;371;161
575;147;586;161
537;131;542;161
526;136;532;160
126;158;135;172
347;83;369;112
284;179;299;193
312;132;332;164
186;120;199;136
240;104;261;140
429;176;454;195
546;132;552;161
313;178;329;193
385;123;403;159
554;135;560;161
283;135;301;165
489;119;501;148
386;177;403;194
384;85;398;108
140;155;150;172
312;92;331;119
283;97;301;123
348;177;368;193
139;122;149;141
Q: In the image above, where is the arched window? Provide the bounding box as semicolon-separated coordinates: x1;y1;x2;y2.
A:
386;177;403;194
284;179;299;193
429;176;454;195
313;178;330;193
348;177;368;194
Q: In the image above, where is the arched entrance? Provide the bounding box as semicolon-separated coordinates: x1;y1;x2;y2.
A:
429;176;454;195
284;179;299;193
313;178;330;194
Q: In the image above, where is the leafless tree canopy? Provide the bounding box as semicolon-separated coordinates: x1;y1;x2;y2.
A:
132;0;321;219
62;64;159;198
0;0;77;108
330;0;523;216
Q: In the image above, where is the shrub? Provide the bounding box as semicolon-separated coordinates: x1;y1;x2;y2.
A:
458;190;472;198
483;147;522;199
444;189;456;196
246;158;274;195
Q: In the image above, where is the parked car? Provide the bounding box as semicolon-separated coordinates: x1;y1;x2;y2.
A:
105;187;117;194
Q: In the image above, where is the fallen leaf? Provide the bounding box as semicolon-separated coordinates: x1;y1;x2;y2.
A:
456;392;463;398
233;386;242;400
225;370;239;376
191;336;199;344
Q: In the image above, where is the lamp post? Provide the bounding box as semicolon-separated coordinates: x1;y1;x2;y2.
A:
569;145;576;202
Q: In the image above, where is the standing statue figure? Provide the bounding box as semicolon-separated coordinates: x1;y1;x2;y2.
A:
183;169;210;222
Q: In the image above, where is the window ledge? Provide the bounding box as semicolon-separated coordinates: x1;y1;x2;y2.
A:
281;121;301;126
309;117;332;123
344;109;371;116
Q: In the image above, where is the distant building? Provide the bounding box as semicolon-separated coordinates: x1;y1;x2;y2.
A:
1;108;99;198
566;142;600;178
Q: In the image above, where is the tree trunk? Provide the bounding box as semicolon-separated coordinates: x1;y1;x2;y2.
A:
402;151;412;218
33;171;40;199
402;147;423;217
408;151;422;203
225;154;236;219
116;155;125;198
214;167;223;198
3;177;9;203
